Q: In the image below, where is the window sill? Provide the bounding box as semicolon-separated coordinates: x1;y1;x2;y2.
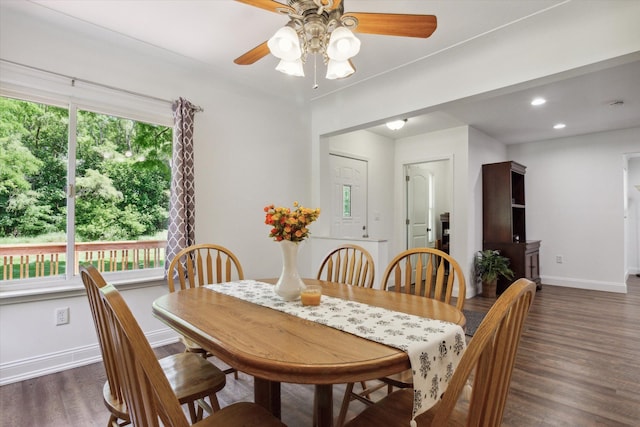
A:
0;275;166;305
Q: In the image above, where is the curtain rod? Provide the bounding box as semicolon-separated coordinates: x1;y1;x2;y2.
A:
1;58;204;112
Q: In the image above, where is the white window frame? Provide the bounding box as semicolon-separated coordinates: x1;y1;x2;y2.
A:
0;61;173;299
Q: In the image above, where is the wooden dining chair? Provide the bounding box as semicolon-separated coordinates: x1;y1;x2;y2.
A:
167;243;244;292
343;278;536;427
382;248;466;388
167;243;243;377
319;245;380;425
316;244;375;288
80;264;226;426
381;247;466;310
90;268;287;427
337;247;469;425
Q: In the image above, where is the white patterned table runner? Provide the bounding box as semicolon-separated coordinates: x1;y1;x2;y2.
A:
205;280;465;423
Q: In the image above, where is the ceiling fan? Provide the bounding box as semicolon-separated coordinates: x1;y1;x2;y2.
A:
234;0;437;81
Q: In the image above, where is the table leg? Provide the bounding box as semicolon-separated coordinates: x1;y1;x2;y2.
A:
254;377;281;419
313;384;333;427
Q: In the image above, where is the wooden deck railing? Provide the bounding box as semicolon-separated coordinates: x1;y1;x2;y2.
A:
0;240;166;281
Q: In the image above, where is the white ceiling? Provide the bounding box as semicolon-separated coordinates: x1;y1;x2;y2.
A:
15;0;640;144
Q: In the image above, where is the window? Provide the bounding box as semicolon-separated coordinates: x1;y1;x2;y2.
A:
0;63;173;293
342;185;352;217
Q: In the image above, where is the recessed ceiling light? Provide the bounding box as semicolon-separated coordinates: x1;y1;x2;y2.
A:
386;119;407;130
531;97;546;106
553;123;566;129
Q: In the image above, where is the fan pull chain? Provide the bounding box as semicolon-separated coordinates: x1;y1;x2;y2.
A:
313;54;319;89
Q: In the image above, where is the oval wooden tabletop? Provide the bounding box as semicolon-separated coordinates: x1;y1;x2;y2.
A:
152;278;466;385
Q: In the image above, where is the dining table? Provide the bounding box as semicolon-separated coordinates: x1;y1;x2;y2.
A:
152;278;466;427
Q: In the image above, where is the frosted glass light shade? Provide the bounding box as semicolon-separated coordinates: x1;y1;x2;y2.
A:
268;26;302;61
325;59;355;79
326;27;360;61
275;58;305;77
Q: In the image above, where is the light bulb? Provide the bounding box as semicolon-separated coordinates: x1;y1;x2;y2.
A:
386;119;407;130
327;27;360;61
278;38;293;52
336;39;351;54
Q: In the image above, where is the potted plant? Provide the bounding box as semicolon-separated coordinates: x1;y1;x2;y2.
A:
475;250;514;298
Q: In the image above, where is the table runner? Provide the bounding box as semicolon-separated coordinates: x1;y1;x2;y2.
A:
205;280;465;423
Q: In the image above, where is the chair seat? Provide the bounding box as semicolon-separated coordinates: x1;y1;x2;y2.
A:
102;381;127;422
102;352;226;422
181;335;209;354
196;402;286;426
344;389;466;427
160;352;226;404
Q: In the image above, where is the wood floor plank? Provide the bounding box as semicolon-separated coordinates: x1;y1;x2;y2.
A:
1;276;639;426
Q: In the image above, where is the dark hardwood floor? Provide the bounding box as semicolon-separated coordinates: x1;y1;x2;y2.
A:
1;277;639;426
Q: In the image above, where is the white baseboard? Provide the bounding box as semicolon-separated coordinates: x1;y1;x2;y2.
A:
540;275;627;293
0;328;179;386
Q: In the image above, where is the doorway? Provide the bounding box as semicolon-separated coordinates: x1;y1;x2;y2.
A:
406;163;434;249
626;154;640;277
405;159;452;251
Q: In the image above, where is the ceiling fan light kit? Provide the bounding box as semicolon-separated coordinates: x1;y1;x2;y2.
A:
266;10;360;79
235;0;437;82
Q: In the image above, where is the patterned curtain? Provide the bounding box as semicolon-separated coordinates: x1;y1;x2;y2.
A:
165;97;198;276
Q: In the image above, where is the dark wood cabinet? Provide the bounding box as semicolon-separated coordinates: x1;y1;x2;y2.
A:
482;161;541;292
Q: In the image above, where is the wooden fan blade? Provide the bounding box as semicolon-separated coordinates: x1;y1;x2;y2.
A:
234;41;270;65
320;0;342;10
345;13;437;38
234;0;293;14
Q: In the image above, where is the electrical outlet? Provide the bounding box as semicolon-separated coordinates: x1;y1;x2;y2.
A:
55;307;70;325
556;255;563;264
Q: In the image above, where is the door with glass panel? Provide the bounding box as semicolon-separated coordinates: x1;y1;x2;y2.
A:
329;154;367;238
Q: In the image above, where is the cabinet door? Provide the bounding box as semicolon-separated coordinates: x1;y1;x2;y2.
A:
525;248;540;284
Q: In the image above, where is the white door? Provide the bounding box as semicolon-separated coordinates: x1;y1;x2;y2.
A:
329;154;367;238
406;164;435;249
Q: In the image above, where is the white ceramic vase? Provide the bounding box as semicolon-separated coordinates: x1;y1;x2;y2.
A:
275;240;306;301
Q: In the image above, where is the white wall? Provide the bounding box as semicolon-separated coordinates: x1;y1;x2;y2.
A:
0;3;310;384
508;127;640;292
0;284;171;384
